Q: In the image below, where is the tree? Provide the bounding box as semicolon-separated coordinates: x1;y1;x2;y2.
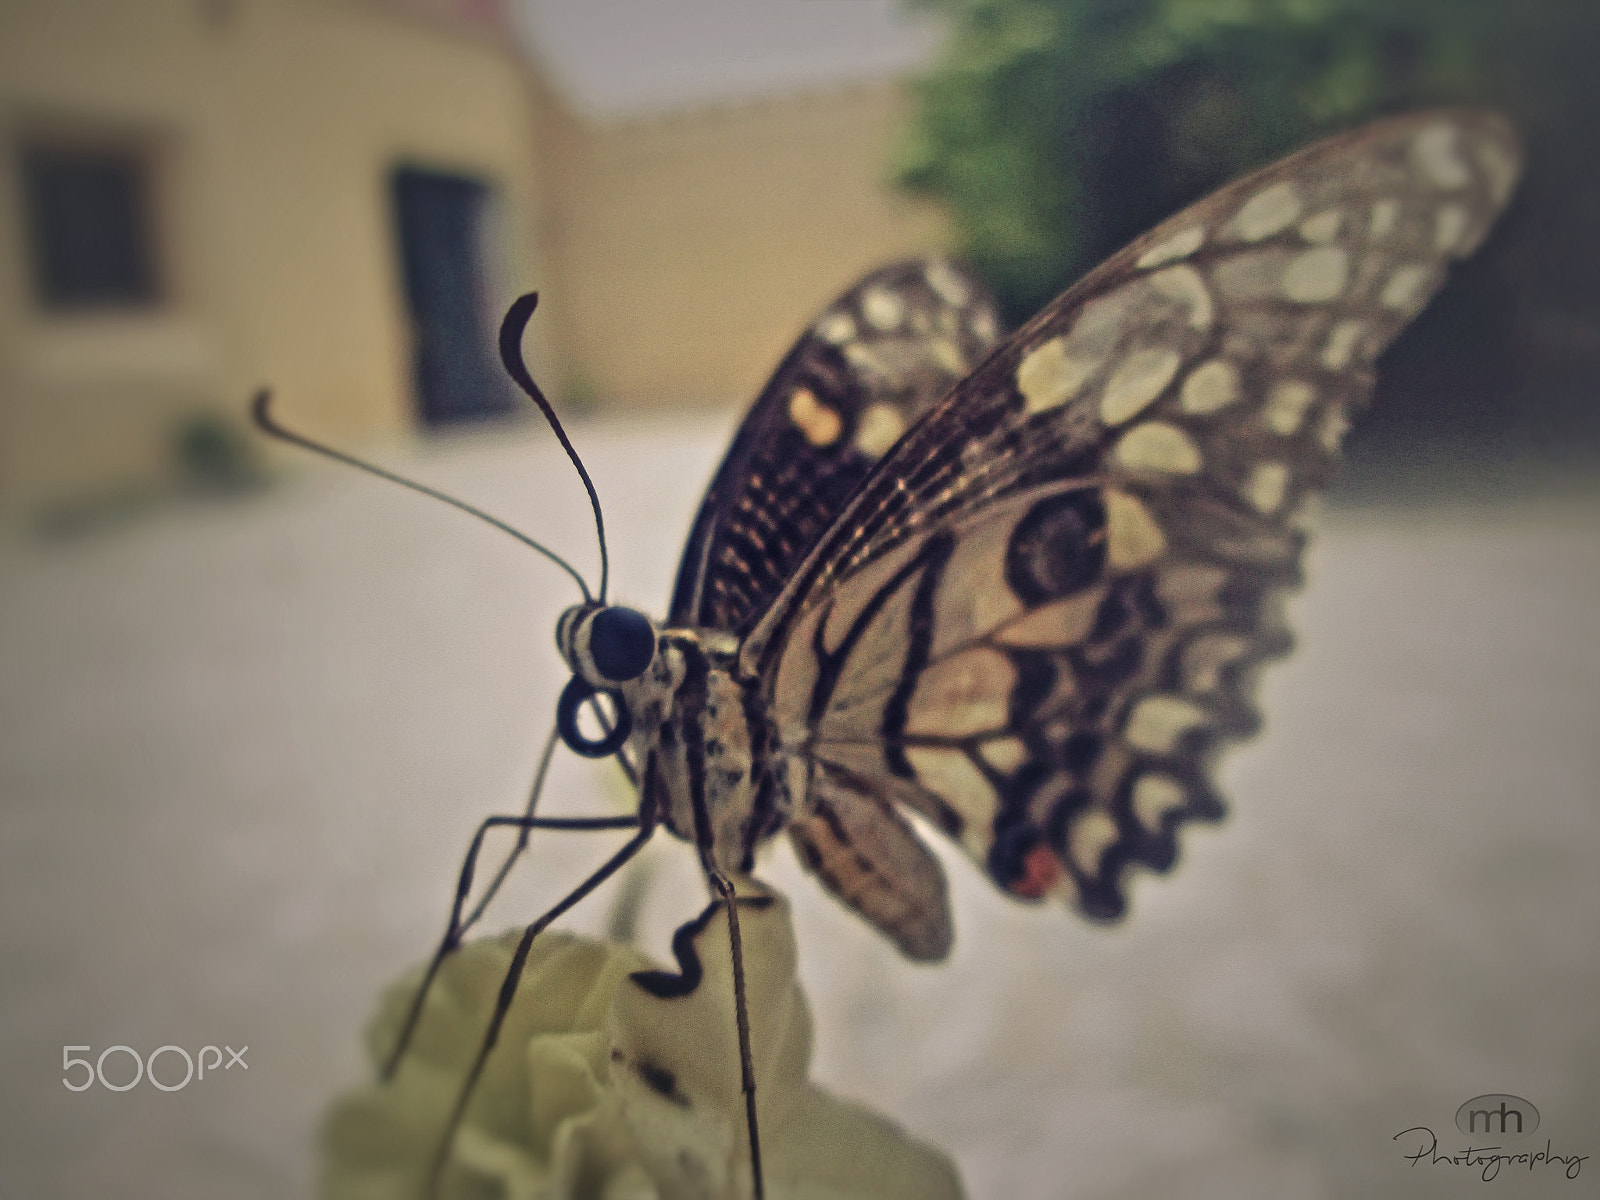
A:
897;0;1600;457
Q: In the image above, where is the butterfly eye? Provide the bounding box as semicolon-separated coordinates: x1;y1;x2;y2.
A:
588;606;656;682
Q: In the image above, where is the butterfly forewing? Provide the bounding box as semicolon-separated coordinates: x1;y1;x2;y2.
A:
736;110;1519;944
669;260;1004;634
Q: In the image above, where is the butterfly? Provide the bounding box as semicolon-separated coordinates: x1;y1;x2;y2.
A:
562;107;1521;948
257;107;1520;1198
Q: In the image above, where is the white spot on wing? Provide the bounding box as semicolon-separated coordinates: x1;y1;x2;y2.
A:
930;336;967;374
815;311;855;344
1434;204;1470;252
1281;246;1350;302
1317;405;1350;453
1263;379;1315;434
1179;359;1239;414
1124;695;1208;754
924;260;971;308
1017;336;1100;414
1104;489;1166;569
854;402;905;458
1132;773;1186;832
1099;347;1182;425
1368;198;1401;238
1379;264;1432;311
1064;287;1139;363
862;286;905;331
1412;124;1471;190
1298;209;1342;243
1115;422;1202;475
1149;264;1215;329
980;736;1028;775
1235;182;1303;241
1136;225;1205;269
1320;320;1364;370
1243;462;1290;513
1068;810;1119;877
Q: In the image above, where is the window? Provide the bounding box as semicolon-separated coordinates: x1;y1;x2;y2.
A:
19;139;163;312
391;166;513;425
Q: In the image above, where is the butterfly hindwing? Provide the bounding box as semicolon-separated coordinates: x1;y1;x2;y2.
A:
746;110;1519;940
669;260;1003;634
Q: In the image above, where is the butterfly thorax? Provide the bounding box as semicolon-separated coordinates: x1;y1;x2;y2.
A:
609;625;799;877
556;601;800;876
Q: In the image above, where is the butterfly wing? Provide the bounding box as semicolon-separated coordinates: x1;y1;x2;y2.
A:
668;260;1004;634
746;110;1521;957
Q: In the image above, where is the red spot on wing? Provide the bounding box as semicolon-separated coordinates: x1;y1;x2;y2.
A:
1009;843;1062;900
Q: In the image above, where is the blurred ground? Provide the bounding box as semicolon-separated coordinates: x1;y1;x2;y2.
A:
1;414;1597;1199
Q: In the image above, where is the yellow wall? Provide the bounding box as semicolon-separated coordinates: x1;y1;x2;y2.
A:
0;1;952;511
0;0;553;508
550;82;951;409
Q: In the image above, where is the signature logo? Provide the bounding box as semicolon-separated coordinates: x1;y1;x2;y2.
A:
1456;1093;1539;1139
1394;1096;1586;1182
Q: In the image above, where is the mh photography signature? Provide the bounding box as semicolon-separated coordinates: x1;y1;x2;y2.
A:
1393;1128;1588;1182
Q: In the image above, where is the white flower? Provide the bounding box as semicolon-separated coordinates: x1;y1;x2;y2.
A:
322;886;964;1200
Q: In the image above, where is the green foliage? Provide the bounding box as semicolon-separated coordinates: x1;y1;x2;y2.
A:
172;410;263;493
900;0;1565;311
897;0;1600;452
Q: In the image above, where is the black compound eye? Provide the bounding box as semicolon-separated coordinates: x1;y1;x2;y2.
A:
590;606;656;681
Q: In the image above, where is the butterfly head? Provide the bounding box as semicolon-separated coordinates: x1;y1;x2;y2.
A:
558;602;658;685
555;603;659;758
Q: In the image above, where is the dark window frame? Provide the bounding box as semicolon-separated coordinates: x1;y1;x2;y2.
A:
17;131;167;314
389;163;515;427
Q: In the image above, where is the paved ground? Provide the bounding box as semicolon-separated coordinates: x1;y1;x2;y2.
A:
2;415;1598;1199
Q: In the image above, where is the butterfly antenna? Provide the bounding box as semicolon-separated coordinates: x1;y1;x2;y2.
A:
498;293;611;603
250;390;592;603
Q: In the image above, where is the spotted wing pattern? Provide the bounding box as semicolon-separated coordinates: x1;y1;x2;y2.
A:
669;260;1003;635
747;110;1520;957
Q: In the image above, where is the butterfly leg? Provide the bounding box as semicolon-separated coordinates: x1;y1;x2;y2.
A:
423;818;658;1196
454;724;561;938
462;711;637;939
699;853;766;1200
385;704;639;1079
381;803;644;1082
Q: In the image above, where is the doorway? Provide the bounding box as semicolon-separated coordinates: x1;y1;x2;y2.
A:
390;166;514;426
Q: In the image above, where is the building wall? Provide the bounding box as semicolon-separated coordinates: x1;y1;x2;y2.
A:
0;0;553;509
549;82;952;409
0;1;951;511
